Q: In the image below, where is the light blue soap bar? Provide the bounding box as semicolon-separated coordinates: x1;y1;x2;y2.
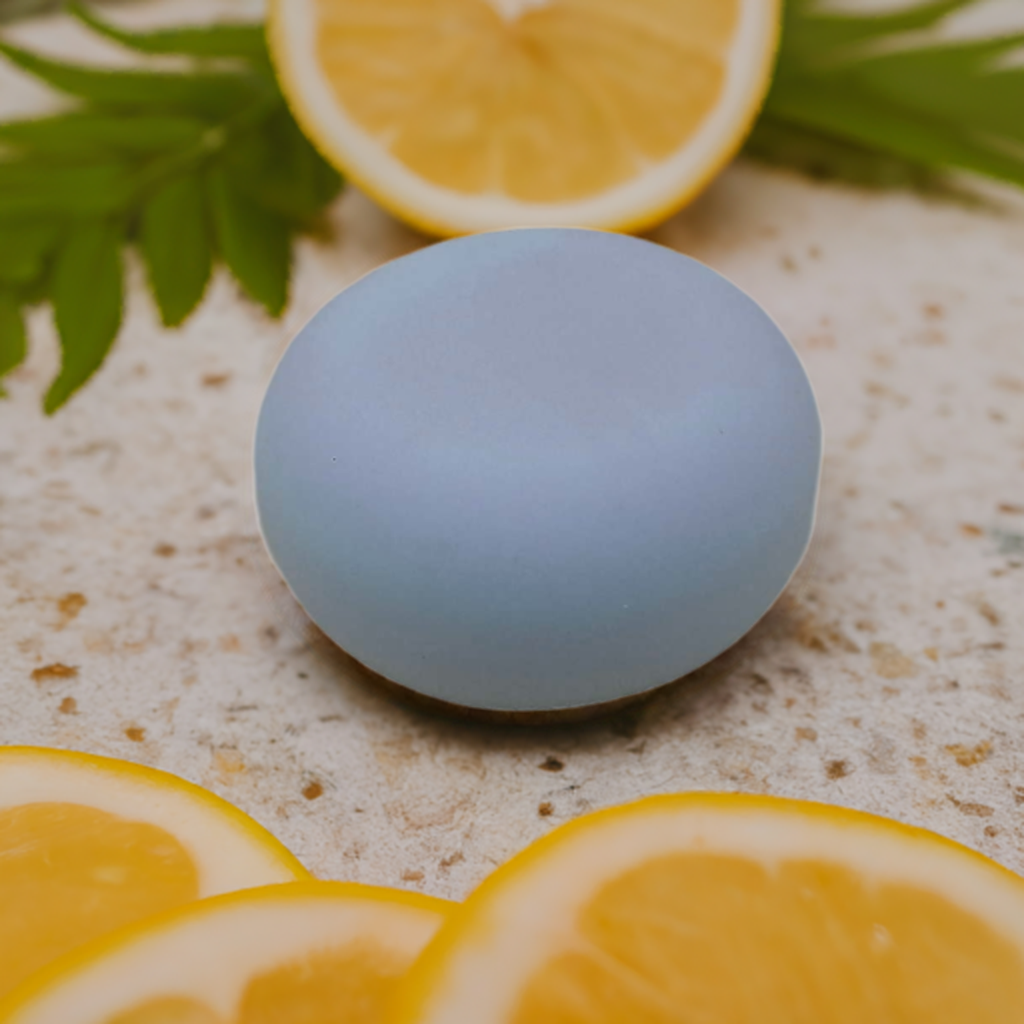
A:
255;229;821;713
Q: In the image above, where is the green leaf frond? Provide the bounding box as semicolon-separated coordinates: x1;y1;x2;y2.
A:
0;4;343;412
749;0;1024;195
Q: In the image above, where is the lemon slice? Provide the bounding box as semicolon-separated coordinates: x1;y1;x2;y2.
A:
0;746;307;1000
392;794;1024;1023
0;882;451;1024
268;0;780;235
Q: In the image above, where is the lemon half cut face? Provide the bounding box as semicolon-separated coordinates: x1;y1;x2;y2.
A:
268;0;781;234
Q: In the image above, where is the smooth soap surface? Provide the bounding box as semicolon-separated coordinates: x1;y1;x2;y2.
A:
255;229;821;712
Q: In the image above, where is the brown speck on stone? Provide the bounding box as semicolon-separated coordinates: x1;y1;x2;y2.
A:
178;638;208;660
302;780;324;800
848;717;862;728
974;599;1001;627
439;851;464;870
218;634;241;653
864;380;910;406
784;698;797;709
984;826;999;838
922;303;945;320
912;720;927;741
196;505;216;520
153;543;177;557
945;741;992;767
538;801;554;817
58;696;77;714
948;796;994;818
125;726;145;742
998;503;1024;515
869;642;918;680
789;603;859;654
960;523;983;537
1014;787;1024;806
935;600;946;609
796;727;817;742
32;663;78;683
539;756;564;772
826;760;850;780
201;373;231;388
213;749;246;778
854;619;877;633
55;592;86;628
923;647;939;662
402;870;425;883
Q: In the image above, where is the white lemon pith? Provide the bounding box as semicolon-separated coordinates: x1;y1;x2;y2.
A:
0;747;307;1001
391;794;1024;1023
268;0;780;235
0;883;451;1024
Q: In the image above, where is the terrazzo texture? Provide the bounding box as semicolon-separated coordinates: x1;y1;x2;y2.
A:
2;2;1023;898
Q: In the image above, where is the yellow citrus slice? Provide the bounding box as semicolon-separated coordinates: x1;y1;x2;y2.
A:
0;746;307;1001
391;793;1024;1023
268;0;780;235
0;882;452;1024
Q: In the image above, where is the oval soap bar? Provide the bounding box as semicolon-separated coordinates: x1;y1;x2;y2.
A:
255;229;821;713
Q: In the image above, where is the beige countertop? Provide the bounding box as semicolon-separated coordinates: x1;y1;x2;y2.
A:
2;1;1024;899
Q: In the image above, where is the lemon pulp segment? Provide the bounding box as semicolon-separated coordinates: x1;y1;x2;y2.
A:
513;852;1024;1022
237;943;413;1024
105;943;413;1024
0;803;198;1001
314;0;739;203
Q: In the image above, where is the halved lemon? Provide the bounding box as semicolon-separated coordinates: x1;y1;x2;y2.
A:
268;0;780;235
0;746;307;1000
0;882;452;1024
391;793;1024;1023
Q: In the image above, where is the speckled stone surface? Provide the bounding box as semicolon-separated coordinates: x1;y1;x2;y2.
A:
2;2;1023;899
